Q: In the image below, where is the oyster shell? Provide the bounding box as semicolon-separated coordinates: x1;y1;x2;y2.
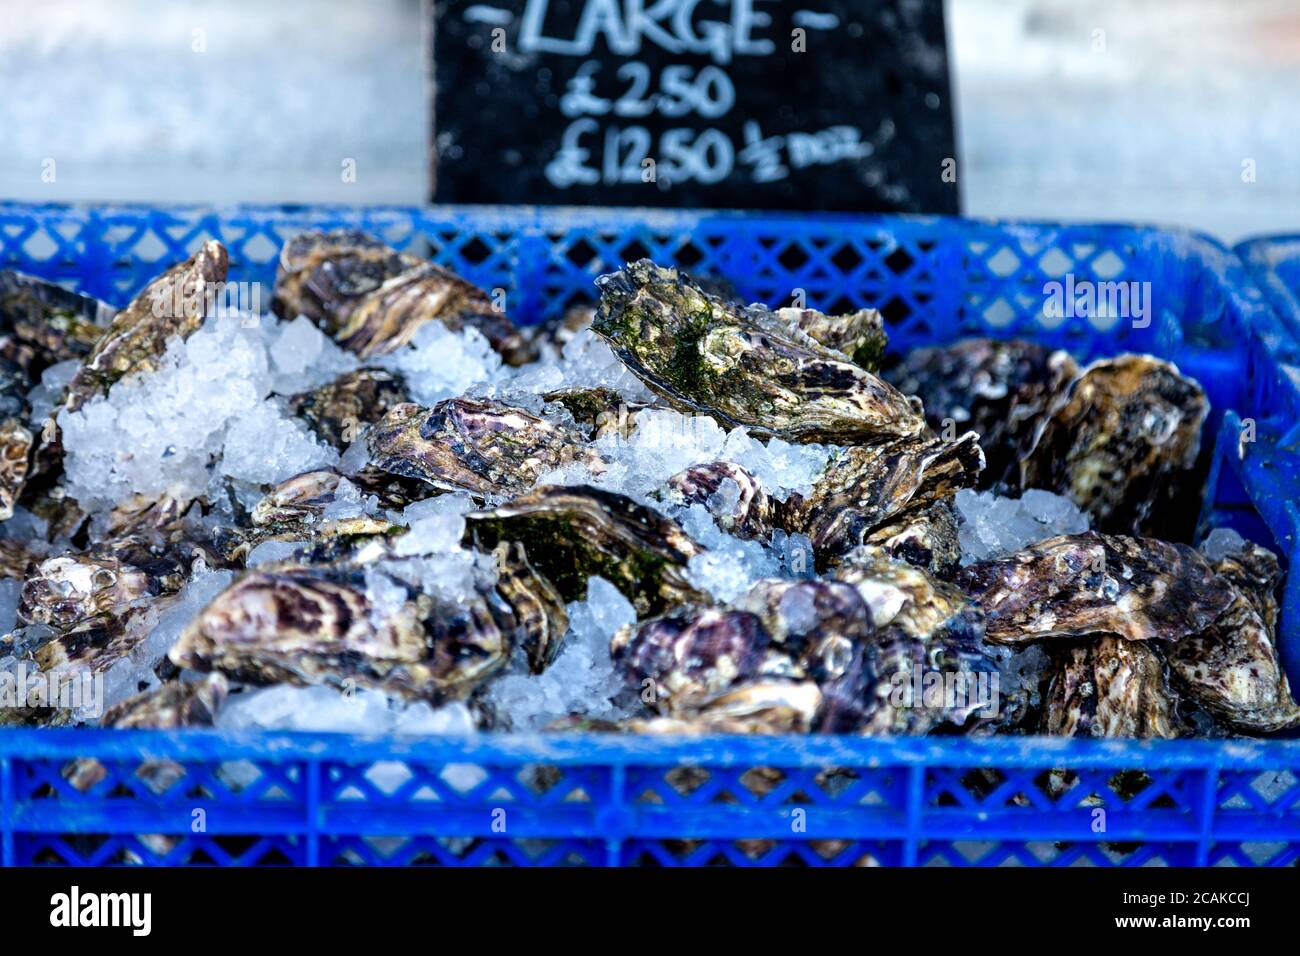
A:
63;240;229;413
492;540;569;674
272;231;536;365
572;679;822;735
100;673;228;729
780;431;983;566
0;272;116;519
773;305;887;371
19;554;160;629
1167;542;1300;732
541;385;647;440
169;565;510;703
1018;355;1208;536
368;399;600;498
956;532;1235;645
854;498;961;576
1043;637;1181;738
465;485;707;616
661;461;773;540
610;606;784;714
0;538;38;579
272;229;420;332
0;419;32;520
249;468;423;528
0;270;115;359
882;338;1077;489
287;367;409;450
592;260;924;443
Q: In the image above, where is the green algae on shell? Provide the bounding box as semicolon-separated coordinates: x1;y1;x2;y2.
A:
591;260;923;444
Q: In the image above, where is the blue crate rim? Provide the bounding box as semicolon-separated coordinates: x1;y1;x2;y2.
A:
4;727;1300;769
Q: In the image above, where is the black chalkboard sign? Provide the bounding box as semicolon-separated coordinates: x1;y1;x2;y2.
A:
431;0;959;212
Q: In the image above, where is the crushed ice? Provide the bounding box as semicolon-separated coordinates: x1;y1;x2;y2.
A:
953;487;1090;565
483;576;635;730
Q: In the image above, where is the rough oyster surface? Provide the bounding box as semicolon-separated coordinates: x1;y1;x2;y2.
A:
956;532;1234;645
1168;541;1300;732
592;260;924;443
465;484;707;616
64;240;229;413
883;337;1077;489
368;398;599;498
273;230;536;365
169;566;509;703
1043;637;1181;738
1019;354;1208;536
781;431;983;565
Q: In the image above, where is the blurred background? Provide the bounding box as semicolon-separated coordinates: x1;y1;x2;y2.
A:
1;0;1296;241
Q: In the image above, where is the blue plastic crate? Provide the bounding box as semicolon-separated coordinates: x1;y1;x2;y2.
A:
2;202;1300;867
1238;235;1300;341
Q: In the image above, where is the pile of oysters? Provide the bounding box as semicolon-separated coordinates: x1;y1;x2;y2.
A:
0;234;1296;741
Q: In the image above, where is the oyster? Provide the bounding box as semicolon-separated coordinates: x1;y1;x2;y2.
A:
368;399;601;498
32;600;170;689
1042;637;1181;738
780;431;983;565
287;367;409;450
610;606;784;714
465;485;707;616
220;514;400;566
0;538;38;579
492;540;569;674
576;679;822;735
661;461;773;540
272;230;536;364
169;565;510;703
249;468;423;528
100;673;228;729
541;385;648;440
1167;541;1300;732
592;260;924;443
854;498;961;576
826;547;998;734
956;532;1234;645
0;419;32;520
63;240;229;413
1018;355;1208;536
19;554;160;629
0;270;115;359
0;272;116;519
773;305;887;371
882;338;1077;489
272;229;420;332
